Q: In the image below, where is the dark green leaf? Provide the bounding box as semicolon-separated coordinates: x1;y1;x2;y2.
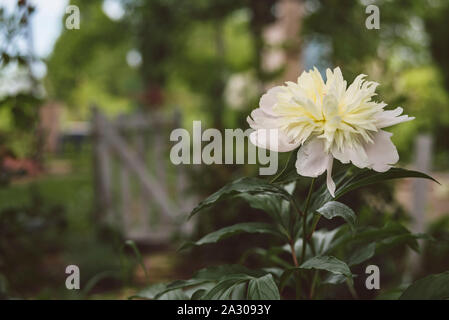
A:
247;274;280;300
131;283;166;300
191;289;207;300
310;167;438;212
335;168;438;199
327;222;417;254
193;265;267;280
152;265;265;299
158;289;189;300
316;201;356;230
201;277;251;300
237;191;293;237
270;150;298;184
347;243;376;266
279;268;298;291
399;271;449;300
189;177;292;218
300;255;352;278
322;273;348;285
229;282;248;299
180;222;284;249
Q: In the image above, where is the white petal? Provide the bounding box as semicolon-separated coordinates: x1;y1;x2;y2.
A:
332;144;370;169
365;130;399;172
347;147;370;169
259;86;283;116
375;107;415;128
250;129;300;152
326;156;336;197
247;109;280;130
295;138;329;177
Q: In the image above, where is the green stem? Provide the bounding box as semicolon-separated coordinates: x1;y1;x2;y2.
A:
270;151;293;183
347;279;359;299
289;240;303;299
307;215;321;255
300;178;315;264
289;241;299;267
309;270;319;299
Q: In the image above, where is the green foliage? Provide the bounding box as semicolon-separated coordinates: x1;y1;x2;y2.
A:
316;201;356;231
247;274;280;300
189;177;293;218
300;255;352;278
45;0;138;116
132;264;280;300
0;188;66;295
399;271;449;300
180;222;284;250
133;155;442;300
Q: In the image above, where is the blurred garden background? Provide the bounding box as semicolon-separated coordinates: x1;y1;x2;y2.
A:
0;0;448;299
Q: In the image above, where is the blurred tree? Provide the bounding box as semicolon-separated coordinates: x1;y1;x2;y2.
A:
303;0;427;78
45;0;139;117
0;0;42;160
424;0;449;91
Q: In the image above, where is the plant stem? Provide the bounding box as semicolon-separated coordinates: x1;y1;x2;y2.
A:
300;178;315;264
270;151;293;183
289;240;299;267
347;279;359;299
309;270;319;299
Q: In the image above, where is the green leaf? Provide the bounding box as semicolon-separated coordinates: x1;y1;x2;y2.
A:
201;277;251;300
399;271;449;300
279;268;298;291
131;283;167;300
147;265;265;300
327;222;418;254
280;254;352;291
193;264;266;280
247;274;281;300
123;240;149;282
237;193;292;238
335;168;439;199
180;222;284;249
285;227;343;260
229;282;248;299
300;255;352;278
270;151;298;184
191;289;207;300
347;242;376;266
158;289;189;300
322;273;348;285
189;177;292;218
316;201;356;230
310;167;438;212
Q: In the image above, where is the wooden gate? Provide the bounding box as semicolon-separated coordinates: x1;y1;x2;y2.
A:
91;107;194;243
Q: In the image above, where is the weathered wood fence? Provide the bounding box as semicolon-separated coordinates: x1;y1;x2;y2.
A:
91;107;194;243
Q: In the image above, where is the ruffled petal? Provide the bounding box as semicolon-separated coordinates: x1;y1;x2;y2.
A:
250;129;300;152
295;138;330;177
326;156;336;197
375;107;414;128
365;130;399;172
259;86;283;116
332;144;370;169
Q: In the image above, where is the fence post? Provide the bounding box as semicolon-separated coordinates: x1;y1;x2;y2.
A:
407;134;433;278
92;107;113;224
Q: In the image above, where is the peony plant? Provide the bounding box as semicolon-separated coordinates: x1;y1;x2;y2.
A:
133;68;448;300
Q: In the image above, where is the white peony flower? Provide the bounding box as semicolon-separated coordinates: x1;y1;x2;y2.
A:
248;67;414;197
